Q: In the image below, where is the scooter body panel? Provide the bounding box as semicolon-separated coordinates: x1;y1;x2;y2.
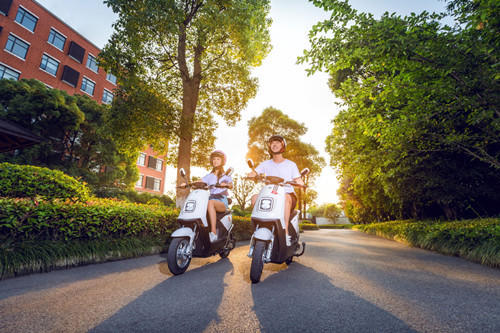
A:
251;184;286;230
171;227;195;241
254;226;273;241
178;189;209;227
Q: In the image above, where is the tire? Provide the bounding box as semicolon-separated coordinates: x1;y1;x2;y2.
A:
250;240;266;283
285;256;293;265
167;237;191;275
219;233;235;259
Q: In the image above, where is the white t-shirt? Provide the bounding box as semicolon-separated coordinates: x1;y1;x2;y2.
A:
255;159;300;193
201;172;232;196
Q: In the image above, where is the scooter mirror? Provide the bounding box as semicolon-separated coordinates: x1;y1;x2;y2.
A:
300;168;310;177
225;167;234;176
247;159;255;169
179;168;186;177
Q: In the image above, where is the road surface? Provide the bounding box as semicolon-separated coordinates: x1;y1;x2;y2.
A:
1;230;499;332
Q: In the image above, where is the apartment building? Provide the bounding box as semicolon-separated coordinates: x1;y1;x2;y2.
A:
0;0;167;194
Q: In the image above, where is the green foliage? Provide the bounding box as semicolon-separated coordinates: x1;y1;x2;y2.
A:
0;237;165;279
0;79;138;188
318;224;353;229
309;203;341;220
232;216;253;241
300;223;320;231
0;198;178;242
0;163;90;202
300;0;500;222
99;0;272;186
354;218;500;267
93;187;175;207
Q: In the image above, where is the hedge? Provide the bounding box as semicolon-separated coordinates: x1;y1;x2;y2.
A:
300;223;320;231
0;163;90;202
318;224;353;229
353;218;500;267
0;197;255;279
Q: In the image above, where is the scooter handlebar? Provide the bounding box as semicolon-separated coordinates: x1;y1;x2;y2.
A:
286;181;307;189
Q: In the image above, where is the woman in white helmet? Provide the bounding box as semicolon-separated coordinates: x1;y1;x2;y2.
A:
202;150;233;242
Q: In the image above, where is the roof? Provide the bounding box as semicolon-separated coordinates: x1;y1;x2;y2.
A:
0;119;44;152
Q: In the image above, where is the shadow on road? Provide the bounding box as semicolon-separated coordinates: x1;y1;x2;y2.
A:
251;263;417;332
0;255;167;301
89;257;233;332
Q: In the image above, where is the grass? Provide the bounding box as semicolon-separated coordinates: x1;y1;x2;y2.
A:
353;218;500;268
0;237;167;279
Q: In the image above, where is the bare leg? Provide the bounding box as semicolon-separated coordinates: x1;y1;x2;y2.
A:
208;200;226;234
284;194;292;236
250;194;258;208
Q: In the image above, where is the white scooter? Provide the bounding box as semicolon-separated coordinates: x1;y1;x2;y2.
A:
246;159;309;283
167;168;236;275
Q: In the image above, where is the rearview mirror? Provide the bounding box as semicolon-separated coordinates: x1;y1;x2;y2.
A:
300;168;310;177
247;159;255;169
179;168;186;177
225;167;233;176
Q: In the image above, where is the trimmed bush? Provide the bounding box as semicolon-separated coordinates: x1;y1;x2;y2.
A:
300;223;320;231
319;224;353;229
354;218;500;267
93;187;174;207
0;197;178;242
0;163;90;202
232;216;253;241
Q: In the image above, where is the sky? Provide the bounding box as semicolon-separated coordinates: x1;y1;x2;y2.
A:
37;0;450;205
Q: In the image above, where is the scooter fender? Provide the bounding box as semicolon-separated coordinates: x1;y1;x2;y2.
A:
171;227;195;242
253;227;273;242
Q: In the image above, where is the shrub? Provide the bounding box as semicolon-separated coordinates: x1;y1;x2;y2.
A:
0;163;90;202
300;223;320;231
354;218;500;267
93;187;174;206
319;224;353;229
0;197;178;242
232;216;253;241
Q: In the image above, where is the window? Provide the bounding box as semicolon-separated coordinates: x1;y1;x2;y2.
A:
106;72;117;85
68;41;85;63
145;176;161;191
102;89;114;104
81;77;95;96
15;6;37;32
137;152;146;166
86;54;98;72
39;54;59;76
154;178;161;191
5;34;29;59
61;65;79;87
0;0;13;16
0;63;20;80
48;28;66;51
156;159;163;171
135;175;144;188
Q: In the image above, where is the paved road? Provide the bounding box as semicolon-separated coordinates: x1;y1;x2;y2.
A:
1;230;499;332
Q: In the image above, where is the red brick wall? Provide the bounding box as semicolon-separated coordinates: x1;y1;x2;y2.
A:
135;146;167;195
0;0;116;103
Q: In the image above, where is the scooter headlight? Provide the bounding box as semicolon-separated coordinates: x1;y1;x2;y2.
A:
258;197;273;212
184;200;196;212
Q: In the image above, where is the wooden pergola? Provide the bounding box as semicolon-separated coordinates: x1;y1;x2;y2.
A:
0;119;43;153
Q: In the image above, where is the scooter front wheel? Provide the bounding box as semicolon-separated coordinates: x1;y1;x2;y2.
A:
167;237;191;275
250;240;266;283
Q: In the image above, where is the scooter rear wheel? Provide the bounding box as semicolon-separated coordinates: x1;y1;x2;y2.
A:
167;237;191;275
250;240;266;283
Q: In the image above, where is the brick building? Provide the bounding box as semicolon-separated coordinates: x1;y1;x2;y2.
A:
0;0;167;194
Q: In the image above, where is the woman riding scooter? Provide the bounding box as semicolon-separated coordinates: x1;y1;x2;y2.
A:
180;150;232;242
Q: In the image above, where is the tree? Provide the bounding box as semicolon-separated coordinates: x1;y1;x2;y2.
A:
247;107;326;217
299;0;500;221
0;79;137;189
231;174;257;210
99;0;272;205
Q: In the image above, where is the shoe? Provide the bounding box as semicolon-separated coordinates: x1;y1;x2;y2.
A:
209;232;218;243
286;235;292;247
